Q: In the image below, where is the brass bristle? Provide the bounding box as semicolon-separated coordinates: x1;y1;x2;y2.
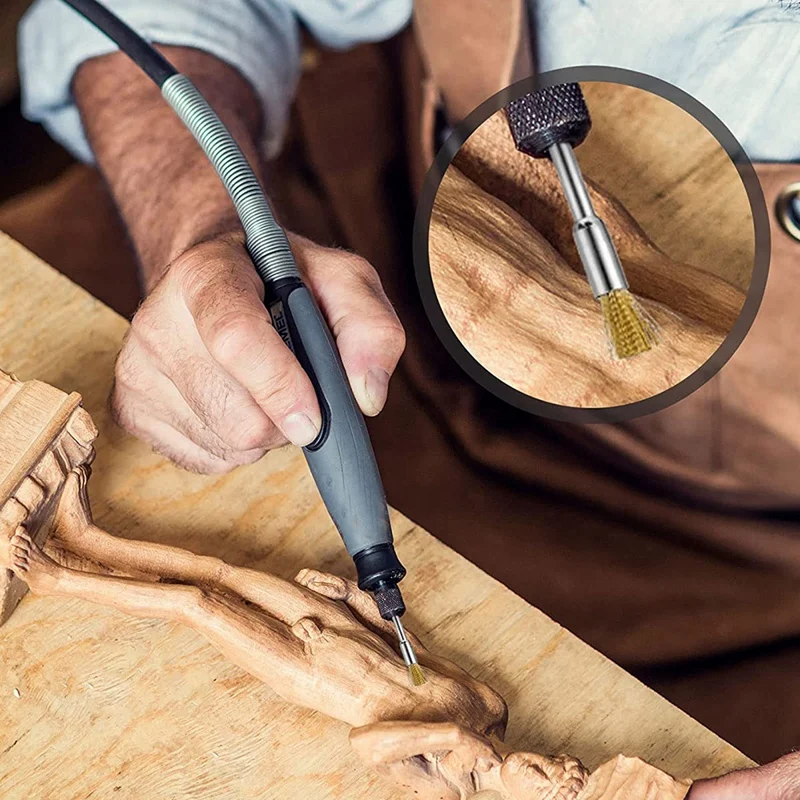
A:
599;289;657;360
408;663;427;687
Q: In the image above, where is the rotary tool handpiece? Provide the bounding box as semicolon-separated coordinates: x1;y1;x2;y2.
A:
59;0;422;681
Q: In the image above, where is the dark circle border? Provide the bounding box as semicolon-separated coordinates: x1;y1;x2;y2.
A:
412;67;770;424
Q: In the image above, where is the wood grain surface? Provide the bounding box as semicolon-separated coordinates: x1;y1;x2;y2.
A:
430;81;752;407
431;166;734;407
578;82;754;291
0;234;753;798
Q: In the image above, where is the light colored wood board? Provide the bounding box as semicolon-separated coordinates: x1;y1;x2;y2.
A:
579;82;754;291
0;233;753;798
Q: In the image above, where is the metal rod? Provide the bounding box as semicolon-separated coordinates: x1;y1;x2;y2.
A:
391;615;419;667
549;142;595;221
548;142;629;298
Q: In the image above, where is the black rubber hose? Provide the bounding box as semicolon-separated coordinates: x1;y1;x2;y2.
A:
59;0;177;87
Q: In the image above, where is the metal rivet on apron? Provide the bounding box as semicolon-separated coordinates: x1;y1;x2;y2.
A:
775;181;800;242
301;47;320;73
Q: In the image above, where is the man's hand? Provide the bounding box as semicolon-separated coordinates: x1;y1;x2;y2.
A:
689;753;800;799
113;231;404;472
72;47;403;472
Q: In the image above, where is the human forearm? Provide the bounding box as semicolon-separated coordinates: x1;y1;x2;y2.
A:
73;45;263;288
688;751;800;799
72;43;403;468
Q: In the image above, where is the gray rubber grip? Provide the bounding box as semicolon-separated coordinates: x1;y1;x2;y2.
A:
286;287;393;556
505;84;592;158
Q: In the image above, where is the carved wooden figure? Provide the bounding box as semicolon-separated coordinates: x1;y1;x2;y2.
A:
0;370;690;800
0;370;96;623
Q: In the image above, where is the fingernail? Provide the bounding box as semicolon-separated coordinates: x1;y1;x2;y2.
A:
281;412;320;447
363;369;390;416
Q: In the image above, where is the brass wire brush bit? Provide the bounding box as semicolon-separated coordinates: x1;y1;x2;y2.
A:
505;85;657;360
600;290;657;360
374;584;425;687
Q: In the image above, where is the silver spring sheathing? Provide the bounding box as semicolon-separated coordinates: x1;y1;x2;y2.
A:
162;74;300;283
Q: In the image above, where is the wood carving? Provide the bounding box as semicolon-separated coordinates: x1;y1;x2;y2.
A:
0;370;691;799
0;370;96;624
429;108;749;408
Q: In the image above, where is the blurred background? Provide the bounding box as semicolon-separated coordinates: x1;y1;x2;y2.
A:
1;0;72;213
0;0;143;317
0;1;69;199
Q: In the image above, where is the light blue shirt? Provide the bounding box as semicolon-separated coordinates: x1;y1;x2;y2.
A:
19;0;800;162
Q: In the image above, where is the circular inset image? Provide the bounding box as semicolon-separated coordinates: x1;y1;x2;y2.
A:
416;70;768;419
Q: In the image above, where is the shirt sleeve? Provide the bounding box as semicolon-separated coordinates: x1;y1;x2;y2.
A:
681;8;800;163
19;0;413;163
18;0;301;162
287;0;412;50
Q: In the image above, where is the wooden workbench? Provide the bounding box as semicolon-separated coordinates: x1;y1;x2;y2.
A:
0;233;753;798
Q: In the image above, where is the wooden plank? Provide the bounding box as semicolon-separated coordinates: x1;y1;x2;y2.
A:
0;233;754;798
